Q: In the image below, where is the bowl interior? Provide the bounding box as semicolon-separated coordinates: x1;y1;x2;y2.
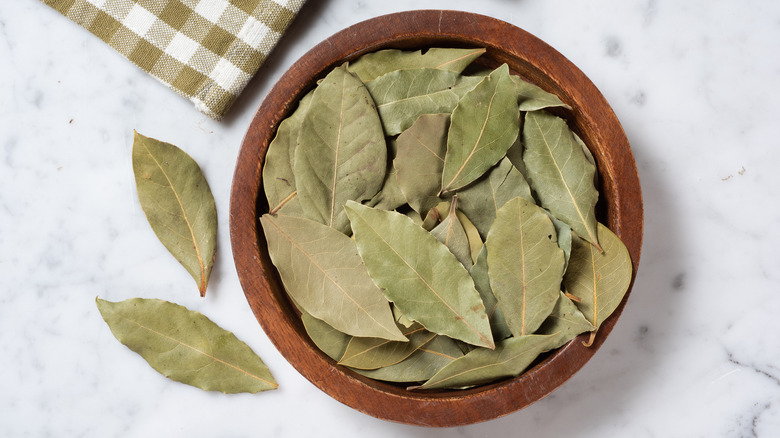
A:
230;10;643;426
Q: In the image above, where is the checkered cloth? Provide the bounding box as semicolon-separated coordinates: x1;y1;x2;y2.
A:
44;0;306;120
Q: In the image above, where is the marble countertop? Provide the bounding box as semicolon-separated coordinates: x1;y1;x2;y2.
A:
3;0;779;436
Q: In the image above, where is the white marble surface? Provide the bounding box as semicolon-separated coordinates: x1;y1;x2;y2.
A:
2;0;779;436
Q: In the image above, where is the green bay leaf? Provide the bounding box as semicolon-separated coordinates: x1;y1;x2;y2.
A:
505;133;528;177
395;113;449;215
456;209;483;265
348;47;485;82
420;334;553;389
430;198;473;269
263;90;314;216
294;65;387;234
301;311;351;361
522;110;600;249
345;201;494;349
537;292;595;350
511;75;571;111
338;324;436;370
470;245;512;341
352;335;464;383
548;212;573;271
132;131;217;297
96;298;276;393
485;197;565;337
441;64;520;192
366;138;406;211
563;223;633;344
366;69;481;135
260;214;406;341
457;157;534;240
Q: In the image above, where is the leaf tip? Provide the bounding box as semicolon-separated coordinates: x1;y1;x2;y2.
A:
95;296;109;311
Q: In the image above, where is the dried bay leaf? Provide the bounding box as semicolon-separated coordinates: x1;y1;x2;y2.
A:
352;335;464;383
486;197;565;337
263;90;314;216
395;113;449;215
345;201;495;349
260;214;406;341
563;223;633;345
511;75;571;111
366;70;481;135
301;311;351;361
523;110;600;249
96;298;276;393
366;138;406;211
348;47;486;82
441;64;520;193
456;209;483;265
419;334;553;389
457;157;534;240
393;305;416;328
132;131;217;297
537;292;595;350
338;324;436;370
294;65;387;234
548;213;573;270
470;246;512;341
421;206;442;231
505;134;528;177
574;131;599;187
430;197;473;269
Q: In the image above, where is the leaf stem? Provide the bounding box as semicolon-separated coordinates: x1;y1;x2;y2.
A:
270;190;297;215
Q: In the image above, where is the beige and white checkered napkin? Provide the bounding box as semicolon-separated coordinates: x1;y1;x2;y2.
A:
44;0;306;120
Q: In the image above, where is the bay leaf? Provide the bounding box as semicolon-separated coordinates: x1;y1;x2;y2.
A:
485;197;565;337
505;134;528;177
394;113;449;215
457;156;534;240
419;334;553;389
441;64;520;193
294;65;387;234
301;311;351;361
393;304;416;328
132;131;217;297
548;212;573;271
405;209;425;228
470;245;512;341
352;335;464;383
511;75;571;111
456;209;483;265
345;201;495;349
537;292;595;350
348;47;486;82
522;110;600;249
338;324;436;370
574;131;599;187
260;213;407;341
430;197;473;269
366;70;481;135
96;298;276;393
563;223;633;345
366;137;406;211
421;207;441;231
263;89;314;216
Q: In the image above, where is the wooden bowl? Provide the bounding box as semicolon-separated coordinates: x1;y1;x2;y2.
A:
230;10;643;426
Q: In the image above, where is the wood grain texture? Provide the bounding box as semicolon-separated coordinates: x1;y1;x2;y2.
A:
229;10;643;427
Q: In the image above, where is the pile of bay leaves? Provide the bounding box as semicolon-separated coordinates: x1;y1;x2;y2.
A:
260;48;633;389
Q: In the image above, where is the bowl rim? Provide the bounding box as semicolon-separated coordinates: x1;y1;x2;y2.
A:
230;9;643;427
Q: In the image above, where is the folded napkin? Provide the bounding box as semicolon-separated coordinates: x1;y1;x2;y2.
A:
44;0;306;120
